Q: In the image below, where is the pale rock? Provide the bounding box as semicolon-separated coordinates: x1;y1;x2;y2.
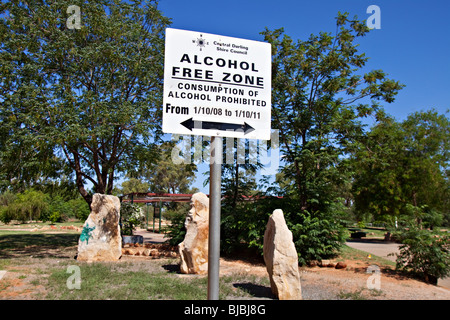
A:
77;194;122;262
263;209;302;300
178;192;209;274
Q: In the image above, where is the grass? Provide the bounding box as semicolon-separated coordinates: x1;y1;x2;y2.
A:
45;261;209;300
0;225;270;300
0;220;84;229
337;288;385;300
339;244;396;268
1;221;402;300
35;260;270;300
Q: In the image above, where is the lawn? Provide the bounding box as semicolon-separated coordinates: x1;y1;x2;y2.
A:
339;244;396;268
0;224;270;300
0;222;398;300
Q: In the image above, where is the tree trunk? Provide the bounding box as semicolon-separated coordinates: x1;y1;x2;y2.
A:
232;164;239;210
73;153;93;207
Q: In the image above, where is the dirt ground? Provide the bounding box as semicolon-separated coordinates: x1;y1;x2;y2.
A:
220;258;450;300
1;227;449;300
1;244;449;300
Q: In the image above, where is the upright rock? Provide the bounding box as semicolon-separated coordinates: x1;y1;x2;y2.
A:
263;209;302;300
178;192;209;274
77;194;122;262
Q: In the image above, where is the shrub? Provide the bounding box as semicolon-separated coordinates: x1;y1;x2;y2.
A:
67;197;90;221
394;227;450;284
48;211;62;224
220;200;271;254
290;209;347;265
164;210;186;246
0;189;91;224
0;190;16;206
0;205;14;224
2;189;50;223
41;195;69;222
120;202;145;235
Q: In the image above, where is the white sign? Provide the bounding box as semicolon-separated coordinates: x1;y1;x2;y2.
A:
162;28;271;140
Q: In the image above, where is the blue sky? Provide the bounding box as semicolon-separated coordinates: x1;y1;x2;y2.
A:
157;0;450;193
159;0;449;121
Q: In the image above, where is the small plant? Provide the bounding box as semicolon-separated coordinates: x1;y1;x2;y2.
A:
394;226;450;284
120;202;145;236
48;211;62;224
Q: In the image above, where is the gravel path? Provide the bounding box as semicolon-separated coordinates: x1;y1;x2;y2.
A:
346;239;400;262
219;258;450;300
346;239;450;290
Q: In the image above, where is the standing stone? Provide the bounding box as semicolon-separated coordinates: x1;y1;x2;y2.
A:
263;209;302;300
178;192;209;274
77;193;122;262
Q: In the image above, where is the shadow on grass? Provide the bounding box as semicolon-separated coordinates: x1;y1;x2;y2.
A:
233;282;274;299
0;233;79;259
162;263;181;274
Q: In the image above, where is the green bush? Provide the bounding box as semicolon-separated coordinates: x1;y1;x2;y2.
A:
290;209;347;265
0;189;90;224
0;205;14;224
394;227;450;284
120;202;145;235
164;210;186;246
164;193;347;265
220;200;271;254
67;197;90;221
41;195;69;222
0;189;49;223
48;211;62;224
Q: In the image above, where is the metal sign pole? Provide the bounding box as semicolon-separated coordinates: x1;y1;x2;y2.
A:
208;135;222;300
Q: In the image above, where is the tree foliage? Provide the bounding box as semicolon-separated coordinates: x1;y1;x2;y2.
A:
219;137;264;253
0;188;89;223
262;13;404;213
132;142;198;194
394;224;450;284
0;0;170;205
260;13;404;262
352;110;449;224
120;178;150;195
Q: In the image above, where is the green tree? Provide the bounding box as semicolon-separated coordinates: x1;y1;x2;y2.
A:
394;223;450;284
220;137;262;253
120;178;150;195
352;114;405;222
133;142;197;194
262;13;404;213
0;0;170;205
352;110;450;225
401;110;449;215
0;189;49;223
261;13;404;262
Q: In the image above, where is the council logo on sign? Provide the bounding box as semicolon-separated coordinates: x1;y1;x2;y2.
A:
193;34;209;51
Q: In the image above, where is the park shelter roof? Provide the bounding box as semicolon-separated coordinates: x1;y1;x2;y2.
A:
120;193;194;203
119;192;283;204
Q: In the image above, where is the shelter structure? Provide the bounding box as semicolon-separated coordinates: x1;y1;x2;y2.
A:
119;193;194;232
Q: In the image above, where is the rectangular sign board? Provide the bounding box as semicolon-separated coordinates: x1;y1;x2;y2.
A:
162;28;271;140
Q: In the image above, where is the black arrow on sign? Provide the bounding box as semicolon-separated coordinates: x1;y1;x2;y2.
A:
181;118;255;135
